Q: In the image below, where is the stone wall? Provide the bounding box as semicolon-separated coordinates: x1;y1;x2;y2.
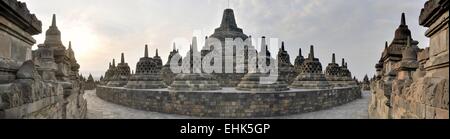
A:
0;54;87;119
369;0;448;119
97;86;361;118
1;0;40;84
0;0;87;119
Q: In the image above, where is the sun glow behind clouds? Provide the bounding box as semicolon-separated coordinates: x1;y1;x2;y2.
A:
64;23;100;58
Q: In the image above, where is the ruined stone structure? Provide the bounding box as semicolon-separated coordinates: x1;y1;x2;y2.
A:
1;0;86;119
369;0;448;119
291;45;332;89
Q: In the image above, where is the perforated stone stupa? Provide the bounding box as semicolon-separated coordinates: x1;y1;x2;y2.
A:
277;42;296;84
338;58;357;87
325;53;344;87
237;37;289;92
160;43;181;85
107;53;130;87
294;48;305;72
291;45;331;89
169;37;221;91
126;45;167;89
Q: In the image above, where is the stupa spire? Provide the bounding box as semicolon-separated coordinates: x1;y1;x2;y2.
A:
281;41;285;51
68;41;72;50
121;53;125;63
51;14;57;27
144;44;149;57
112;59;116;67
156;49;159;57
342;58;345;67
332;53;336;63
309;45;315;59
44;14;63;47
173;43;176;51
401;13;406;26
299;48;302;57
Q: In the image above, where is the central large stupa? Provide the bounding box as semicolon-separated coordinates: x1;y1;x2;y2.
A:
203;9;252;87
210;9;249;41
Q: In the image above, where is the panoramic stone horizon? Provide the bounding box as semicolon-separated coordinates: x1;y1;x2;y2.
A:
19;0;430;80
1;0;447;120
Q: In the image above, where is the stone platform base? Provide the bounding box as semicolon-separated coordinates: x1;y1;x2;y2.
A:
96;86;361;118
290;80;332;89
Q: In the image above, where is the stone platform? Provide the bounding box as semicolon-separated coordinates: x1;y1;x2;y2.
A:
96;86;361;118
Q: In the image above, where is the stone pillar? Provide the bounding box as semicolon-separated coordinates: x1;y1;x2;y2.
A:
420;0;449;79
415;0;449;119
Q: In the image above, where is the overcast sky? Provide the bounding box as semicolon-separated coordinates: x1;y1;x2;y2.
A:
21;0;429;80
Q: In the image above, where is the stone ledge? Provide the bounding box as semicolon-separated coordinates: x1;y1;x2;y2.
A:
96;86;362;118
3;95;63;118
0;0;42;35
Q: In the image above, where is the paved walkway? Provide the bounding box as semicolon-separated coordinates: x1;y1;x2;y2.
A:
84;90;370;119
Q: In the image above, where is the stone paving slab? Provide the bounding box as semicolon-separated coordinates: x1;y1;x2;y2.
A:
84;90;370;119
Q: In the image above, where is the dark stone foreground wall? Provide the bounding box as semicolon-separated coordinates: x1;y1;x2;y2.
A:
97;86;361;118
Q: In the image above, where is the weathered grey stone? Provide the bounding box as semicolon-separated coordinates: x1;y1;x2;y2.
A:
125;45;167;89
16;60;35;79
370;0;449;119
84;74;96;90
107;53;130;87
237;72;289;92
291;45;332;89
1;11;86;119
203;9;251;87
96;86;361;118
170;73;221;91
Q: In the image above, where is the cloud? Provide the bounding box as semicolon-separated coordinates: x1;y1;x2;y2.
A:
21;0;428;80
